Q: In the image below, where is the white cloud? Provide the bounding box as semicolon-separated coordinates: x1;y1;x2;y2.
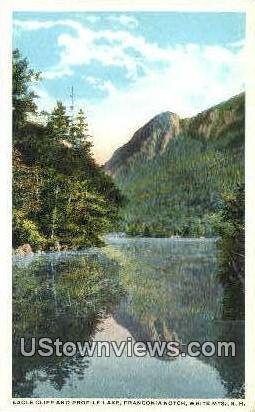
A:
227;39;245;49
107;14;138;28
14;18;167;79
14;19;59;31
13;18;84;31
33;86;56;113
85;44;244;163
85;15;101;24
55;25;147;79
14;18;245;163
43;66;74;80
86;76;117;95
97;80;117;95
86;76;98;86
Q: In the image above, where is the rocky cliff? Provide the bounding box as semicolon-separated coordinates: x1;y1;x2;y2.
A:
105;92;244;177
103;92;244;237
105;111;180;176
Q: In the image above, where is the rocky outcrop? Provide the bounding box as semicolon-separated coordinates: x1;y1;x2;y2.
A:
181;92;245;141
15;243;33;256
105;111;180;176
105;93;244;177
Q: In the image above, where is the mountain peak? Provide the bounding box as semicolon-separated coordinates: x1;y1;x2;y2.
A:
105;111;180;175
105;93;244;177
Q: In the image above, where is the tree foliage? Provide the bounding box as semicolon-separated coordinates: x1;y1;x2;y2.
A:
116;136;244;237
12;49;124;251
214;183;245;285
12;48;40;137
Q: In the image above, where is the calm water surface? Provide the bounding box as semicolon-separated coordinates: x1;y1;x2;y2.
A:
13;236;244;398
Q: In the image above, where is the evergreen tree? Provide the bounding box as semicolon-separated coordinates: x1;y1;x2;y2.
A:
47;101;70;143
12;49;40;137
12;49;125;251
69;109;92;149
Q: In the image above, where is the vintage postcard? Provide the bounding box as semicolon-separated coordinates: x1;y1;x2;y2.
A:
0;0;255;411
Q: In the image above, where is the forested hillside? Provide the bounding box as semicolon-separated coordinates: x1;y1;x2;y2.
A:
12;48;245;248
106;93;244;237
12;49;124;251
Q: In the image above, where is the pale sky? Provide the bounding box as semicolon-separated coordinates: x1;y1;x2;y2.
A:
13;12;245;163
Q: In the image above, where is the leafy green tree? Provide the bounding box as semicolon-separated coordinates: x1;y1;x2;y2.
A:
12;49;125;251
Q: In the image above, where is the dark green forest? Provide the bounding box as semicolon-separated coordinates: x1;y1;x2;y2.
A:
12;49;124;251
114;94;244;238
109;92;245;283
12;48;245;279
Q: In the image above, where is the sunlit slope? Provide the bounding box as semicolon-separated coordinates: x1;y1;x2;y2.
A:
106;93;244;236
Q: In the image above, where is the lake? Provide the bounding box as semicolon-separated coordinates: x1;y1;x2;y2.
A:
13;236;244;398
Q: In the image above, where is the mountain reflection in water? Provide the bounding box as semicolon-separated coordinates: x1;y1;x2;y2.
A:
13;237;244;398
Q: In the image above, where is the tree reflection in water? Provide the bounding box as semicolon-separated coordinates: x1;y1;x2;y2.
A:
13;238;245;398
13;252;125;397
